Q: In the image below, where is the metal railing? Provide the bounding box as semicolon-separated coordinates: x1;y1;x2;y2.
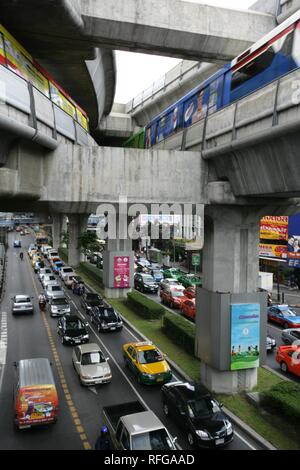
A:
126;60;200;113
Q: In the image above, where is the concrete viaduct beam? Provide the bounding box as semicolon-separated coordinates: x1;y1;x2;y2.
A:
81;0;275;62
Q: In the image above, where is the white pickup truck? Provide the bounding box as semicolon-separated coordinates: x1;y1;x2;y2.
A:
102;401;177;450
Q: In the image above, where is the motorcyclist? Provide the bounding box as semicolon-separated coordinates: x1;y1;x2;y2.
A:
19;251;24;261
94;426;113;450
38;293;47;310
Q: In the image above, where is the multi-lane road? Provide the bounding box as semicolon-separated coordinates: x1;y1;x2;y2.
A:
0;232;263;450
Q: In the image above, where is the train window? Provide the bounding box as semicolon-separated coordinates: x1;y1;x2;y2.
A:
231;48;275;91
231;28;294;93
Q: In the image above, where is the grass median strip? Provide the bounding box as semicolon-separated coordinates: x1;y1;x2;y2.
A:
72;262;300;450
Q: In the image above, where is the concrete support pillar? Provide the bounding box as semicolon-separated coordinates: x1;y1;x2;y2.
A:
102;213;134;299
67;214;89;268
195;206;267;394
52;214;62;250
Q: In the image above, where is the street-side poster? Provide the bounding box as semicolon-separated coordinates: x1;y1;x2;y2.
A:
287;215;300;268
259;216;288;261
230;304;260;371
259;216;288;240
113;256;130;288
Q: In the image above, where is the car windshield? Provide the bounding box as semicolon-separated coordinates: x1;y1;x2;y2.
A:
138;348;164;364
143;275;154;282
171;290;184;298
63;268;73;273
52;298;68;306
45;276;55;281
16;297;30;303
81;351;105;365
51;286;62;292
132;429;174;450
86;294;101;302
100;308;116;320
187;398;221;418
66;319;84;329
280;308;297;316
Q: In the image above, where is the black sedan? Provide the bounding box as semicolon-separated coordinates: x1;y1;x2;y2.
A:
57;315;89;345
134;273;159;294
161;381;234;448
81;292;104;314
90;306;123;332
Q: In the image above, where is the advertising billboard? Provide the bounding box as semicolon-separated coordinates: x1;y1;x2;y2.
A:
230;303;260;371
113;256;130;288
259;216;288;261
259;243;287;261
260;216;288;240
287;214;300;268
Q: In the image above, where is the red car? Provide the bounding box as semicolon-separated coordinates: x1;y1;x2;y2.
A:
160;287;188;309
183;287;196;299
180;299;196;321
276;345;300;376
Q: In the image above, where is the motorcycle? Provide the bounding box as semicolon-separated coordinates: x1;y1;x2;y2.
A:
38;298;47;311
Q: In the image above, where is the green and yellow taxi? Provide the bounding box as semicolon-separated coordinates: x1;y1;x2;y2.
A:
123;341;172;385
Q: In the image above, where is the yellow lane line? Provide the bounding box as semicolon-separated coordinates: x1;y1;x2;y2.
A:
25;253;92;450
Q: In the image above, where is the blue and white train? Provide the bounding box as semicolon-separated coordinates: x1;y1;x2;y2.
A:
139;10;300;149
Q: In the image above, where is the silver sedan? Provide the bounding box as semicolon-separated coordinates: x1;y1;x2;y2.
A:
281;328;300;345
72;343;112;386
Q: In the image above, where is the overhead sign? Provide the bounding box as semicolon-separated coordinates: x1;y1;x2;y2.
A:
230;303;260;371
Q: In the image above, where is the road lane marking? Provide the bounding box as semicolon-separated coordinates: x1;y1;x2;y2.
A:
0;312;8;393
25;254;92;451
234;430;256;450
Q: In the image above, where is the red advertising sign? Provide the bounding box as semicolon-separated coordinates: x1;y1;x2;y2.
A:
114;256;130;288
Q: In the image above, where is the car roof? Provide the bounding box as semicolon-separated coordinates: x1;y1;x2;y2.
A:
77;343;101;354
18;358;54;388
127;341;156;351
164;381;210;400
122;410;166;435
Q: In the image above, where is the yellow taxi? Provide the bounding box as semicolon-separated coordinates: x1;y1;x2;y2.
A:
31;255;41;267
123;341;172;385
28;248;38;259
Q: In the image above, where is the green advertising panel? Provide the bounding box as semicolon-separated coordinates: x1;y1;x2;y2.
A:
192;254;200;266
230;303;260;371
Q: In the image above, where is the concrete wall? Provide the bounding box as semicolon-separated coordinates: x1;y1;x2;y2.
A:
82;0;275;62
0;141;205;213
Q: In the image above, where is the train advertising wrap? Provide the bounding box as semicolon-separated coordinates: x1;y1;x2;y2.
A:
76;107;89;131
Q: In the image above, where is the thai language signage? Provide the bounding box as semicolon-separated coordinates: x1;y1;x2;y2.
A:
259;216;288;261
259;243;287;260
230;303;260;371
113;256;130;288
260;216;288;241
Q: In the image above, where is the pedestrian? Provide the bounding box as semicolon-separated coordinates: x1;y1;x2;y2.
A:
95;426;113;450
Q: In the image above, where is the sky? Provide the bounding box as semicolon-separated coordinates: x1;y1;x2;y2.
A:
114;0;255;103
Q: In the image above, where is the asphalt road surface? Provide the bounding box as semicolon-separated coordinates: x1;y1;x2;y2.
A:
0;232;262;450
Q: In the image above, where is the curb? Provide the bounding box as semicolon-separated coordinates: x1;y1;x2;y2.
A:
83;278;277;451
